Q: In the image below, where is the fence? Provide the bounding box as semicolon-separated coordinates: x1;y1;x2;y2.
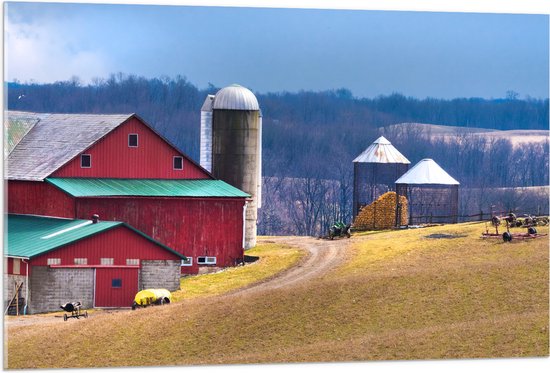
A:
409;209;549;225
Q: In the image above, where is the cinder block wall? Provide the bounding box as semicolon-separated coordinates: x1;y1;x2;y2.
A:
140;260;181;292
4;274;27;310
29;267;94;314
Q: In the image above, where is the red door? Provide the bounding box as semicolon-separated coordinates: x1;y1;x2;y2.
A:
95;268;138;308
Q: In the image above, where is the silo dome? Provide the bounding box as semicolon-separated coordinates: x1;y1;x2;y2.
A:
212;84;260;111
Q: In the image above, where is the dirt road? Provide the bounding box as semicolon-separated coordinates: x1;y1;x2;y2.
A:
233;236;350;295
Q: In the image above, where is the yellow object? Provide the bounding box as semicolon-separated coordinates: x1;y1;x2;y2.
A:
133;289;172;307
353;191;408;230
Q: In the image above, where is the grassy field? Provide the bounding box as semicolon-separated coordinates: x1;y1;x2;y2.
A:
172;242;305;301
5;223;548;368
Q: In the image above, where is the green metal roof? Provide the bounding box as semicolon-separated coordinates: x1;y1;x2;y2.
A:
46;178;250;198
5;214;185;260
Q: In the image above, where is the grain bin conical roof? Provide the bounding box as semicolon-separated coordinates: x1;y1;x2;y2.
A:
353;136;410;164
395;158;459;185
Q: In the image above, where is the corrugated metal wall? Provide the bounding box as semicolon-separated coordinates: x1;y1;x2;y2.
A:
30;226;181;266
6;258;28;275
52;118;210;179
74;197;245;274
95;267;138;308
8;180;75;218
353;162;410;218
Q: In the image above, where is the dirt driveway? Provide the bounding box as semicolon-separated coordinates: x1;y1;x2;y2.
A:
234;236;350;295
4;236;351;327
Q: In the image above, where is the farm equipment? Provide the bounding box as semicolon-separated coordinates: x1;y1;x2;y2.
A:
511;214;549;228
482;213;547;242
132;289;172;310
328;222;351;239
60;301;88;321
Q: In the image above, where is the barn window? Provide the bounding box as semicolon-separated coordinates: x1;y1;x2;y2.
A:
181;257;192;266
112;279;122;288
173;156;184;170
81;154;91;168
126;259;140;266
47;258;61;265
128;134;138;147
197;256;216;265
74;258;88;265
13;259;20;275
100;258;114;265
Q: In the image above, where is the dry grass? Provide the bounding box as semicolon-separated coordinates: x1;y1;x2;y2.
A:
5;223;548;368
172;242;305;301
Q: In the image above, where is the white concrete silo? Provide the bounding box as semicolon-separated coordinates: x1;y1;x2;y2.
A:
200;84;262;249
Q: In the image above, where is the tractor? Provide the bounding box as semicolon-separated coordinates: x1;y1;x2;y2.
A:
328;222;351;239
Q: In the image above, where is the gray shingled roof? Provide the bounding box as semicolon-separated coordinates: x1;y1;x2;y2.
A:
6;112;133;181
4;111;41;156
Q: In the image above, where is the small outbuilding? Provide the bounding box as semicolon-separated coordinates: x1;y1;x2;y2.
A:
395;158;460;224
4;214;186;314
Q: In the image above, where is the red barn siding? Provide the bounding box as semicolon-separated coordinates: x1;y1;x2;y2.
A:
6;258;28;276
52;117;210;179
30;226;181;267
8;181;75;218
74;197;245;273
95;268;138;308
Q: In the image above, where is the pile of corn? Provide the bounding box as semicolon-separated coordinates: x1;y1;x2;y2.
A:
353;191;408;230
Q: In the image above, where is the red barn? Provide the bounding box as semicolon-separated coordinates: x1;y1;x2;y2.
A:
5;214;186;314
6;111;249;274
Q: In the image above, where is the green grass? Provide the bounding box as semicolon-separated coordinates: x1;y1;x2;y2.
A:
172;242;305;301
6;223;548;368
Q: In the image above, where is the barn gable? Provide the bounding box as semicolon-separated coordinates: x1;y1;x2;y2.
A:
6;112;132;181
6;214;186;260
5;214;185;313
6;111;212;181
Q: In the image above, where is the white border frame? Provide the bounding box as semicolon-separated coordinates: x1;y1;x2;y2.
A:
181;257;193;266
128;133;139;147
80;154;92;168
197;256;216;265
173;156;184;170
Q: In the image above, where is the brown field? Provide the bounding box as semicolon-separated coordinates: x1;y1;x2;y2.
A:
388;122;549;147
4;223;549;368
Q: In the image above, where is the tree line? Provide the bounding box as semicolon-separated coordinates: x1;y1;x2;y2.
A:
6;74;549;235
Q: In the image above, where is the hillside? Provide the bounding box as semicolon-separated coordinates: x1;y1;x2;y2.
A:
6;77;549;236
387;122;549;147
6;223;548;368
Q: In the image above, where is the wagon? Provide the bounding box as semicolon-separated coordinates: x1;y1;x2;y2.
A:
60;301;88;321
132;289;172;310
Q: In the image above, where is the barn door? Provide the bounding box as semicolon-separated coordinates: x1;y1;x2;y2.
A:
95;268;138;308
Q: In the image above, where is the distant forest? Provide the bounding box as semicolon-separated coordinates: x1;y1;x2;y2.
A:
6;74;550;235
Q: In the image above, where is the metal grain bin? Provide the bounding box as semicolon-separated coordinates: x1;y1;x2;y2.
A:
353;136;410;219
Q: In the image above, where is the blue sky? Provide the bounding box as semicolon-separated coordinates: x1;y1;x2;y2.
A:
4;1;549;99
